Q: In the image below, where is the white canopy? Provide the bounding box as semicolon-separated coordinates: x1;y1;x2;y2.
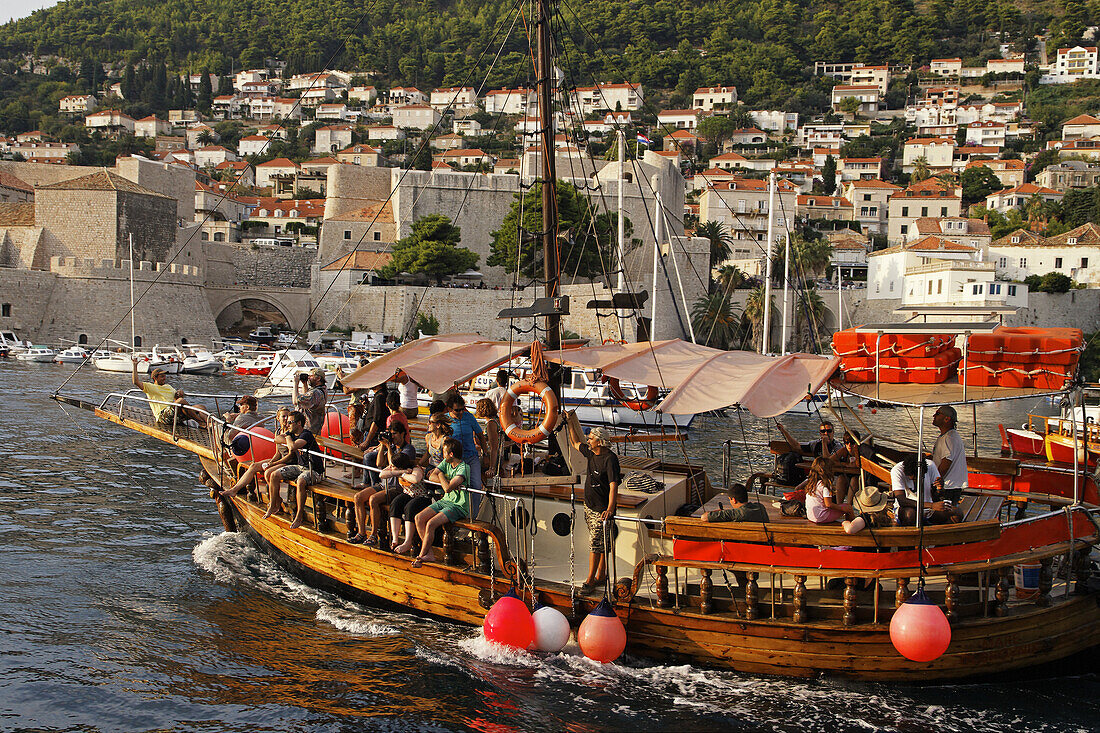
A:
340;333;529;394
544;340;839;417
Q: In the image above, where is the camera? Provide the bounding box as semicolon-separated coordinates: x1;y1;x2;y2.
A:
298;373;309;383
379;430;393;443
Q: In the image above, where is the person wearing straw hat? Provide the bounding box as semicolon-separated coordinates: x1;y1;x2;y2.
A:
567;425;623;591
842;483;891;535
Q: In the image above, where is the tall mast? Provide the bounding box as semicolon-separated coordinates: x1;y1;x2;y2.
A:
616;129;626;340
781;227;790;355
762;171;776;354
537;0;560;356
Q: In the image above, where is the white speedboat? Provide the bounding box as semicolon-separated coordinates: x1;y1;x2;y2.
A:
16;347;58;363
54;347;90;364
181;349;222;375
94;352;181;374
0;330;32;355
315;354;360;373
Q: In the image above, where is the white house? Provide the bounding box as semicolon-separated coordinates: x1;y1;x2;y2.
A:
989;223;1100;286
750;110;799;132
728;127;768;145
255;157;300;189
929;58;963;76
193;145;238;168
389;87;428;106
313;125;354;154
185;123;219;149
1053;46;1100;80
986;57;1025;75
1062;114;1100;140
133;115;170;138
392;105;442;131
966;158;1025;188
1037;160;1100;192
273;98;303;121
657;109;698;130
887;178;963;243
59;94;96;114
483;88;534;115
696;177;799;272
237;134;271;157
84;109;135;134
440;148;493;167
901;137;955;172
453;119;489;137
844;179;900;236
692;86;737;112
315;103;349;121
913;217;992;251
868;235;1027;308
965;121;1006;148
984;183;1064;212
336;144;382;167
366;125;405;141
849;65;890;95
838;157;884;181
430;86;478;111
831;85;881;114
212;95;243;119
571;82;643;116
349;86;378;106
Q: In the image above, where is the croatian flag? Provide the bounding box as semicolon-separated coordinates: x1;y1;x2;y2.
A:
637;133;652;146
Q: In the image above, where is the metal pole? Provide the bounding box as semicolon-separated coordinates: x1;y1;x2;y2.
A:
650;190;661;329
129;233;135;351
837;264;843;332
916;405;925;531
781;227;790;355
961;332;970;403
761;171;776;354
1072;388;1081;505
616;129;626;340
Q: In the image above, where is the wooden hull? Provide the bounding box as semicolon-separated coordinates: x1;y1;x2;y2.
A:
216;482;1100;683
1045;433;1098;467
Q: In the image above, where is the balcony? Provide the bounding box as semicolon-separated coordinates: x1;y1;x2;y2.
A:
904;260;993;276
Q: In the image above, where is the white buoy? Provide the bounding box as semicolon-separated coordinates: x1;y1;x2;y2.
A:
531;604;571;652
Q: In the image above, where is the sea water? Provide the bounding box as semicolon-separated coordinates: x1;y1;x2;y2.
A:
1;361;1097;732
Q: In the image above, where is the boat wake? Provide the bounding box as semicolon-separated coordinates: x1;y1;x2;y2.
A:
190;532;1094;732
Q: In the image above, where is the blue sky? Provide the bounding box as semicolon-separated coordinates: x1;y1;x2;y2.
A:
1;0;60;24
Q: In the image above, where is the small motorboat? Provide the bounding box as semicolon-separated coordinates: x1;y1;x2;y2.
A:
54;347;90;364
16;347;58;363
234;353;276;376
1000;424;1046;457
181;349;222;375
94;353;181;374
1045;431;1099;468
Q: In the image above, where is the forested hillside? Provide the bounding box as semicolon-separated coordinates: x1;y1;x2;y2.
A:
0;0;1087;106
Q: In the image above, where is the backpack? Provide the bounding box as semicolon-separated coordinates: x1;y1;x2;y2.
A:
773;451;805;487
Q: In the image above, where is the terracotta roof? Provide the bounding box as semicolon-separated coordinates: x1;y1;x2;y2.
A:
907;235;976;251
989;183;1062;197
0;171;33;193
658;109;697;116
1044;222;1100;247
328;200;395;223
849;179;901;190
441;148;489;157
990;229;1046;247
965;158;1024;170
798;195;852;207
320;250;393;271
904;137;955;145
914;217;990;236
304;156;340;165
0;202;34;226
215;160;252;170
251;197;326;217
890;179;959;199
712;152;748;161
840;157;882;164
339;144;380;154
708;177;797;191
36;169;171;198
256;157;298;168
1064;114;1100;126
667;130;699;139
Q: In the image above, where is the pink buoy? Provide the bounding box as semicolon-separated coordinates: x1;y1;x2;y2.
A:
241;427;276;463
889;588;951;662
531;603;571;652
578;599;626;663
482;589;535;650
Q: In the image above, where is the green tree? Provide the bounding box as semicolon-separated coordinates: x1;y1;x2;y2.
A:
838;96;861;119
959;165;1004;207
1023;274;1042;291
487;181;618;280
743;284;772;352
821;154;837;196
696;114;735;146
1026;149;1059;183
695;219;733;276
415;312;440;336
384;215;478;285
911;156;931;182
197;71;213;112
794;285;827;352
1038;272;1073;293
716;264;751;291
691;291;743;350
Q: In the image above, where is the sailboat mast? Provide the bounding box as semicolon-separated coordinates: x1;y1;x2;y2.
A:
129;233;135;352
761;171;776;354
616;130;626;340
537;0;560;354
781;227;790;355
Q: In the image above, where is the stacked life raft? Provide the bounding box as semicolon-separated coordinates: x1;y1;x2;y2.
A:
960;327;1084;390
833;329;961;384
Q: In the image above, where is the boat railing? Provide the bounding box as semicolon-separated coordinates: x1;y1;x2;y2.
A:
643;504;1099;625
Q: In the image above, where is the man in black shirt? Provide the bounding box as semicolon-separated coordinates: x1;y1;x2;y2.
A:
567;423;622;591
264;410;325;529
778;419;840;458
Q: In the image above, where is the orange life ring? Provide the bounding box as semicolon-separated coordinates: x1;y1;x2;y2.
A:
500;380;559;444
606;377;658;411
603;338;626;345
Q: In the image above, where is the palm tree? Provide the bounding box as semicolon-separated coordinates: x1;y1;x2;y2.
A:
793;235;834;280
695;219;733;278
691;291;743;350
795;285;828;353
716;264;749;292
912;156;931;182
743;284;773;352
197;130;215;146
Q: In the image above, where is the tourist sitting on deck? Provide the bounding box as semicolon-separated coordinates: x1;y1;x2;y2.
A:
772;420;839;486
350;422;418;545
805;457;855;525
566;423;623;591
224;396;260;439
293;367;328;435
356;382;390;451
131;360;209;428
410;437;471;568
475;397;519;480
220;407;292;499
704;483;769;523
386;457;432;554
890;454;958;526
932;405;968;509
841;483;892;535
831;429;876;506
278;410;327;529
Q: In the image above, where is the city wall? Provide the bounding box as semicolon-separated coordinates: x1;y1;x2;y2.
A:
205;242;316;289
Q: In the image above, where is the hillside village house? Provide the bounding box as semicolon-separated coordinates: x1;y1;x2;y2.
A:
984;183;1064;212
244;197;326;241
914;217;992;251
902;137;954;172
348;86;378;105
887;178;962;243
392;105;441;130
366;125;404;141
988;223;1100;286
237;134;271;157
15;131;42;143
657;109;698;130
440;148;493;167
389;87;427;105
571;82;643;115
1037;160;1100;191
133;115;170;138
868;235;1027;308
194;145;237;168
965;121;1006;148
430;87;477;111
826;230;871;279
313;124;353;154
797;194;853;222
930;58;963;76
184;123;218;149
59;94;97;114
300;86;337;107
214;160;255;187
848;65;889;94
240;80;284;98
315;103;350;121
844;179;900;235
1053;46;1100;79
1049;138;1100;160
664;129;699;153
838;157;884;181
1062;114;1100;140
771;162;819;193
12;141;79;161
85;110;135;135
697;177;799;274
212;95;243;118
453;119;488;137
482;88;535;115
494;158;520;175
830;85;881;114
692;86;737;111
966;158;1025;188
751;110;799;132
336;144;382;166
986;57;1025;74
729;127;768;145
255;157;300;189
322;200;398;252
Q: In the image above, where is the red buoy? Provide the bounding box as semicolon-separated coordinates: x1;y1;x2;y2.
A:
889;588;951;662
578;599;626;663
241;427;276;463
482;589;535;650
320;412;353;442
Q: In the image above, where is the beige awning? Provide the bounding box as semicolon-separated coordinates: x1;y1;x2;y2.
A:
340;333;530;394
544;340;839;417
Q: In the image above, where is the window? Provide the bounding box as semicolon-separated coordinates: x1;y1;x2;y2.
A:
901;206;909;217
998;257;1007;268
737;200;746;213
1068;237;1078;245
2;303;11;317
78;333;88;344
213;232;225;242
1083;258;1089;268
938;279;943;294
869;206;877;216
1020;257;1026;268
941;207;948;216
201;231;209;241
921;206;928;217
373;231;381;241
991;284;1001;294
133;336;142;348
344;230;352;240
861;207;870;216
1011;236;1020;243
901;225;909;235
863;193;871;201
928;281;933;294
1008;285;1017;296
1055;257;1063;268
889;281;894;292
973;284;983;294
